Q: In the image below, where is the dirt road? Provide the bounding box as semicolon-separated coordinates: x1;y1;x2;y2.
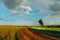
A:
18;28;60;40
0;26;60;40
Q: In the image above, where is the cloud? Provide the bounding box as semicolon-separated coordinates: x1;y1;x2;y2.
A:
9;0;32;16
2;0;22;9
20;5;32;11
10;9;30;16
30;0;51;9
30;0;60;18
23;0;27;2
30;0;51;14
49;4;60;12
48;1;60;18
46;0;60;18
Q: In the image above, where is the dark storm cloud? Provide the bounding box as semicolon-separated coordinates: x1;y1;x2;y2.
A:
49;3;60;12
49;0;60;12
49;0;60;17
2;0;22;9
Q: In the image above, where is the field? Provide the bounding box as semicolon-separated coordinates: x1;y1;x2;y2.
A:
0;25;60;40
0;25;60;31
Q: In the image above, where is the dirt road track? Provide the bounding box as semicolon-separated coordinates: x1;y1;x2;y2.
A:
18;28;60;40
0;26;60;40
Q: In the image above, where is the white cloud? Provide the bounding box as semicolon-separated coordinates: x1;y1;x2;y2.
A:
10;0;32;16
26;6;32;11
20;5;32;11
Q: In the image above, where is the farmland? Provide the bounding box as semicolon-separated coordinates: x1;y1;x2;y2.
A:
0;25;60;40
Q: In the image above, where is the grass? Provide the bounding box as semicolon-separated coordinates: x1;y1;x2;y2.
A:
0;25;60;40
0;25;60;32
29;26;60;31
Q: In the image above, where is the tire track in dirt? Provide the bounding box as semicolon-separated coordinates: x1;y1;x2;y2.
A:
18;28;60;40
0;26;60;40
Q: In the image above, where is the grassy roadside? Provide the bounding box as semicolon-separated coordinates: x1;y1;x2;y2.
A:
29;26;60;31
0;25;60;31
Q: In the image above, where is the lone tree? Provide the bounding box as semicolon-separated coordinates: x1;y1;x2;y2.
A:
39;19;44;26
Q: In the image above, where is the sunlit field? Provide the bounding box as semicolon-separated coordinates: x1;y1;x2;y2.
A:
29;26;60;31
0;25;60;31
0;25;60;40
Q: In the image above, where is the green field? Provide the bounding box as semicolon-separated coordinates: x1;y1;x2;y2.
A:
29;26;60;31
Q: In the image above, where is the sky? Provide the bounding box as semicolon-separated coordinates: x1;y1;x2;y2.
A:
0;0;60;26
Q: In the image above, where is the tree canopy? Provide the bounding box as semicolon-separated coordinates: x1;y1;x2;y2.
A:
39;19;44;26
